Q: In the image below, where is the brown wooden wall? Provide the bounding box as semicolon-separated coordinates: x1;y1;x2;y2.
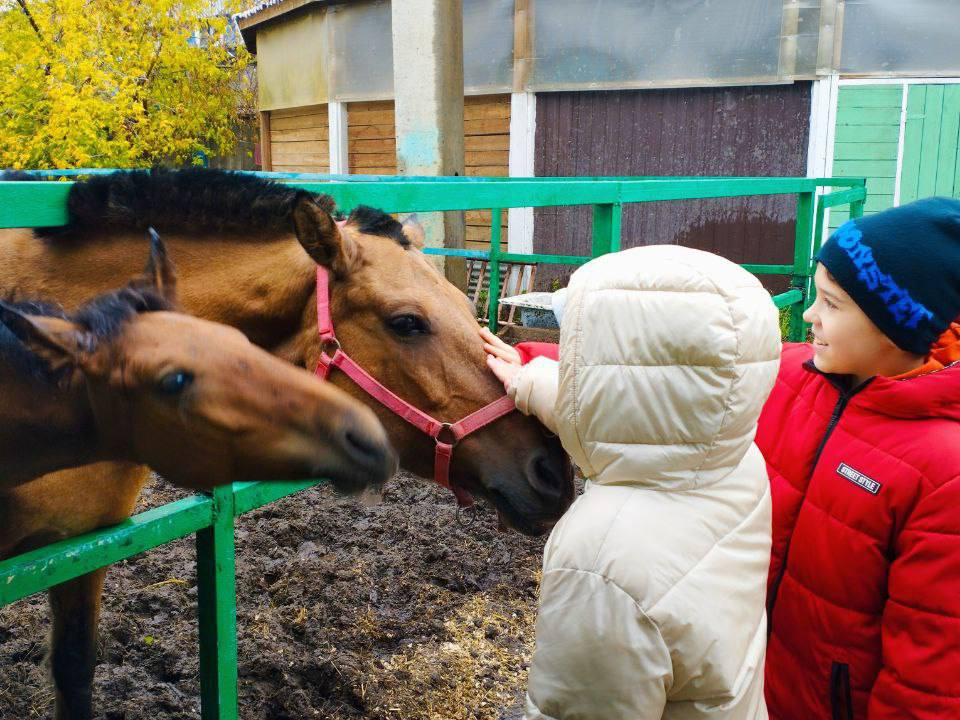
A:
268;105;329;173
465;95;510;250
347;100;397;175
533;83;812;291
342;96;510;249
268;97;511;249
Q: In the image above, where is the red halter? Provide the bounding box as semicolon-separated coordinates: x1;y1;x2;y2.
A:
313;266;516;507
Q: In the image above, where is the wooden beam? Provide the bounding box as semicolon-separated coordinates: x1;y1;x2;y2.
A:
259;111;272;172
513;0;533;92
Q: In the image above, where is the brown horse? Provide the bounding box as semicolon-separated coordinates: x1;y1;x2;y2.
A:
0;232;396;493
0;231;397;720
0;169;573;719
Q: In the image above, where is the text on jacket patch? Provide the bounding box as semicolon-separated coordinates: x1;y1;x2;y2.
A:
837;463;882;495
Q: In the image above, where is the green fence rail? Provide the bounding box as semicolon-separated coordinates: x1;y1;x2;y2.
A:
0;172;866;719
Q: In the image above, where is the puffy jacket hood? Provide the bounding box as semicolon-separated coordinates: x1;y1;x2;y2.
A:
556;245;781;490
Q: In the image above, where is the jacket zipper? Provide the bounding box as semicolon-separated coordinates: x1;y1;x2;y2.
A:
766;375;873;633
830;662;854;720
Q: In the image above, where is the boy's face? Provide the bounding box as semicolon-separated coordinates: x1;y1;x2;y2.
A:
803;264;920;381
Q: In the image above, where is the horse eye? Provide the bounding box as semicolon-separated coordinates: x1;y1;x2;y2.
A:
157;370;194;395
387;314;430;337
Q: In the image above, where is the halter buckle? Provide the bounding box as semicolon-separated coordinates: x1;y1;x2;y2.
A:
320;336;341;358
436;422;459;447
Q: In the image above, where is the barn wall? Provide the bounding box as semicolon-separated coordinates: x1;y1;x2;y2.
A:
343;96;510;250
464;95;510;251
533;83;813;291
256;9;328;112
828;84;901;230
267;105;330;173
347;100;397;175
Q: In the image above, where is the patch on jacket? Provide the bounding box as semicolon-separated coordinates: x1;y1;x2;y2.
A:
837;463;882;494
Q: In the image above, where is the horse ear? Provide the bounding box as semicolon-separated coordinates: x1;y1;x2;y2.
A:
292;193;358;277
401;214;426;249
134;227;178;303
0;303;96;375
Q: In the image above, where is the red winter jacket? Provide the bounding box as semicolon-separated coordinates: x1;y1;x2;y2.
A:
515;342;559;365
756;342;960;720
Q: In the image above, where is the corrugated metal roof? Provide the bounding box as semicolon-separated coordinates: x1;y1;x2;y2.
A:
235;0;355;52
236;0;284;22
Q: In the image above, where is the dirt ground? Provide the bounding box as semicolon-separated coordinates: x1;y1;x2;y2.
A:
0;470;567;719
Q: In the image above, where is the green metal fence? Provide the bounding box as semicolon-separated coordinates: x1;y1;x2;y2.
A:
0;173;865;719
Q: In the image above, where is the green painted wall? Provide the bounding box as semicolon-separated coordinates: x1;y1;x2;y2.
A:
829;82;960;231
829;84;901;230
900;84;960;204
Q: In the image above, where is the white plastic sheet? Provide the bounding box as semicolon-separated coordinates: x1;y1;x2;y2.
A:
529;0;785;90
840;0;960;75
329;0;394;101
464;0;514;92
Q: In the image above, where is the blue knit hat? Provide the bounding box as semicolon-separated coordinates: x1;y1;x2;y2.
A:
816;197;960;355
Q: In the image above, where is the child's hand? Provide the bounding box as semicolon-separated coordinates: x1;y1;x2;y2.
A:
479;327;522;391
487;354;521;390
479;327;522;366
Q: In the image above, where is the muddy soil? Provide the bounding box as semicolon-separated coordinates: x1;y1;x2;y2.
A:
0;471;561;719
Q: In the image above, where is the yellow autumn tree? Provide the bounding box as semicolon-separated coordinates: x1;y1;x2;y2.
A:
0;0;254;169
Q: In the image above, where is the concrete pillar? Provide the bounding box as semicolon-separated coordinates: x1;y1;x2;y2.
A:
391;0;466;288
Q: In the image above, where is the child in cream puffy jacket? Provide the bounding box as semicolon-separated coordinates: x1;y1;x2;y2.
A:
484;245;781;720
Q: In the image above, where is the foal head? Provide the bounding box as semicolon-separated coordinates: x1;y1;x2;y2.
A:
0;232;396;492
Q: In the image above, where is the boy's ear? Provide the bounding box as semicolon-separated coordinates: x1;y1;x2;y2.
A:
0;302;97;375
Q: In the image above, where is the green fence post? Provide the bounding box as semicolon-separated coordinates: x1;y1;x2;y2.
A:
808;195;828;313
790;191;815;343
197;484;239;720
591;203;622;256
850;197;865;218
488;208;503;332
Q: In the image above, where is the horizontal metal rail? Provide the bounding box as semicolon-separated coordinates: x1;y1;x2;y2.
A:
0;175;866;229
0;478;323;605
16;168;869;187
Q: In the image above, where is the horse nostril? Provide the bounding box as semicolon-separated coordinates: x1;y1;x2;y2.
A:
342;427;385;468
528;453;564;500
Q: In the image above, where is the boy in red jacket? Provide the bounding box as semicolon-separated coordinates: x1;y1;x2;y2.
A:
757;197;960;720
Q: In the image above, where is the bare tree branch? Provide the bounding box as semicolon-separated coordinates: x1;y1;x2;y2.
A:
14;0;43;41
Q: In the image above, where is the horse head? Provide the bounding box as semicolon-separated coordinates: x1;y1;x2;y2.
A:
292;195;574;535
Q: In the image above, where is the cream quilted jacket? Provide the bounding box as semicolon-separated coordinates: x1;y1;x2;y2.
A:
511;245;781;720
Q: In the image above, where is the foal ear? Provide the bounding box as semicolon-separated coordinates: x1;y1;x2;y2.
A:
138;227;178;303
401;214;426;249
292;193;359;277
0;303;96;375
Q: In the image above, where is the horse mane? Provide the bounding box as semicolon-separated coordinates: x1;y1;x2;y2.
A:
0;287;171;383
3;168;412;247
340;205;409;247
11;168;337;238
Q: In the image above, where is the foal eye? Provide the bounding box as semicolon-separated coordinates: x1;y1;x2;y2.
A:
387;314;431;338
157;370;194;396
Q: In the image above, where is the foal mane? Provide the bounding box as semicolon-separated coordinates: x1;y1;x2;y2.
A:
338;205;410;247
0;287;171;383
